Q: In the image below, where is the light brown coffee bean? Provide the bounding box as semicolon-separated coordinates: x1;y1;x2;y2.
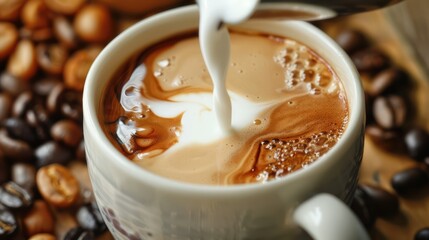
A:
21;0;50;29
29;233;56;240
36;164;80;208
0;22;19;60
53;16;79;49
64;46;101;91
23;200;55;236
7;39;38;81
44;0;86;15
74;4;113;43
51;119;83;147
36;43;69;75
0;0;26;21
373;95;407;129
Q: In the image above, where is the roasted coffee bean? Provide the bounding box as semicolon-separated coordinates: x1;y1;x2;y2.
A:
23;200;54;236
53;16;79;49
36;43;69;75
74;4;113;43
0;128;33;161
64;227;94;240
0;203;18;239
76;140;86;161
12;91;33;117
32;77;61;97
351;48;389;72
415;227;429;240
0;181;33;209
366;124;405;153
335;29;368;53
77;202;106;235
351;187;376;229
29;233;56;240
44;0;86;15
26;104;52;143
0;22;19;60
0;72;29;96
373;95;407;129
405;128;429;161
36;164;80;207
20;26;53;42
47;83;65;113
51;119;82;147
367;67;408;96
35;141;73;168
12;163;36;190
0;93;12;121
4;117;38;145
21;0;50;29
359;184;399;217
0;0;26;21
391;167;429;195
64;46;101;91
60;90;83;122
7;39;38;81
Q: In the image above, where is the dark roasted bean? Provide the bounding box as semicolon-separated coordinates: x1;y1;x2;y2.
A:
46;83;65;113
351;48;389;72
0;72;29;96
0;203;18;239
12;91;33;117
0;93;12;122
0;181;32;209
64;227;94;240
77;202;106;235
335;29;368;53
367;67;408;96
60;90;83;122
405;128;429;161
351;187;376;229
23;200;54;236
391;167;429;195
35;141;73;168
415;227;429;240
76;140;86;161
359;184;399;217
26;103;52;142
4;117;37;145
12;163;36;191
36;164;80;208
366;124;405;153
0;128;33;161
32;77;61;97
373;95;407;129
51;119;82;147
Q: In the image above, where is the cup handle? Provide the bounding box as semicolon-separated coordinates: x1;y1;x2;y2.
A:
293;193;370;240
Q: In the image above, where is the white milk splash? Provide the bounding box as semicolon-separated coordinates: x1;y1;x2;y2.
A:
197;0;259;135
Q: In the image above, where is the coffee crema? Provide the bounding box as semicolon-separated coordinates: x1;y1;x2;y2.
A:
101;31;349;185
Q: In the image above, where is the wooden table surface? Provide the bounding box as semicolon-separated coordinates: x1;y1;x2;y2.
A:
86;9;429;240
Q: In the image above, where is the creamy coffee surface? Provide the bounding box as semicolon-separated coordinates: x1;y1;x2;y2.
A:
102;31;349;185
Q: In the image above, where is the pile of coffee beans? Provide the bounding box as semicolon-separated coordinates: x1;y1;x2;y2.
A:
0;0;181;239
335;28;429;239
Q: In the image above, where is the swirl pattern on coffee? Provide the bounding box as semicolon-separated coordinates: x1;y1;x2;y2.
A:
101;31;349;185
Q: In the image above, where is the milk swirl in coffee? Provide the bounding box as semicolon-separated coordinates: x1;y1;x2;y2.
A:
102;29;349;185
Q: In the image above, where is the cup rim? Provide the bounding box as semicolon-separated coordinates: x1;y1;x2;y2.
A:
83;5;364;195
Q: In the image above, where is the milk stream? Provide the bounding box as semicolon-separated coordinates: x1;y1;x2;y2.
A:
198;0;259;135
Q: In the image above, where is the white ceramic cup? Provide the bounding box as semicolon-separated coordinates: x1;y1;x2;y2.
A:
83;5;367;240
